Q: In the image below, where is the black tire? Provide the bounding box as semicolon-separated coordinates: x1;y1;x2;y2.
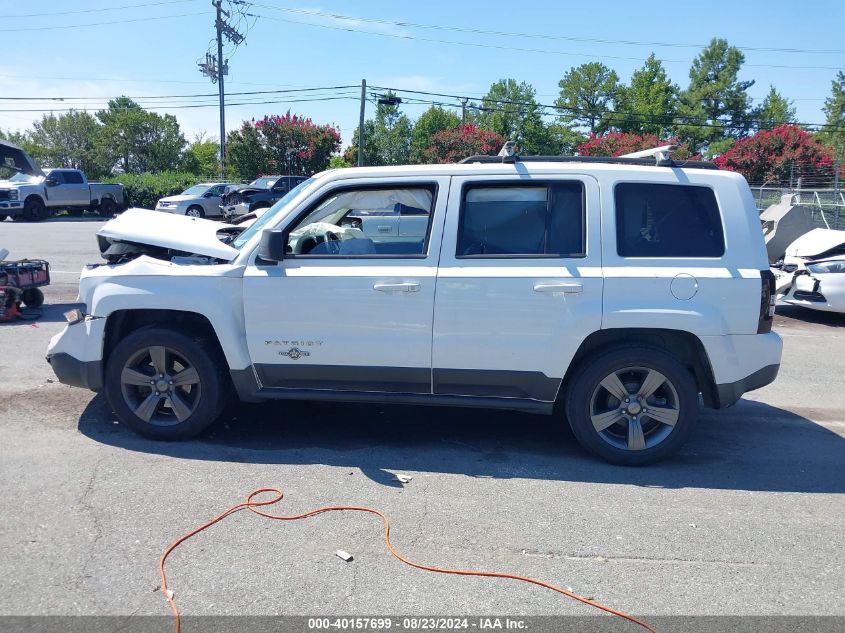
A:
22;197;47;222
104;327;229;440
67;208;84;217
185;205;205;218
0;214;8;222
21;288;44;308
98;198;117;218
564;346;698;466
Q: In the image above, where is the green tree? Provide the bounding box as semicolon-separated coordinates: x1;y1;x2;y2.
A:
181;134;221;178
472;79;561;155
674;38;755;152
96;96;187;173
817;71;845;161
411;106;460;162
344;94;414;166
615;54;679;136
756;86;796;131
556;62;621;134
28;110;107;177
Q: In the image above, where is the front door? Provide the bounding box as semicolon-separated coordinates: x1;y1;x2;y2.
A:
432;175;603;401
242;176;450;393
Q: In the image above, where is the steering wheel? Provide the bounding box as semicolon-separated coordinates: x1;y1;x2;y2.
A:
324;230;341;254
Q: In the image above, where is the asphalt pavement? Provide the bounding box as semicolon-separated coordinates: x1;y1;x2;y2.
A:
0;218;843;625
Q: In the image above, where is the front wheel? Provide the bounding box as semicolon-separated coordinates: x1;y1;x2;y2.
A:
565;346;698;465
104;327;229;440
21;288;44;308
22;197;48;222
185;205;204;218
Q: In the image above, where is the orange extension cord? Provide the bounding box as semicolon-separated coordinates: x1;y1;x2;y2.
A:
159;487;658;633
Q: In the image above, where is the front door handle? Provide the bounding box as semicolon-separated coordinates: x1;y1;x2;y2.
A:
533;282;583;294
374;281;421;293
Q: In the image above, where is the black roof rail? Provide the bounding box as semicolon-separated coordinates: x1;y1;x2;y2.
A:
458;154;719;170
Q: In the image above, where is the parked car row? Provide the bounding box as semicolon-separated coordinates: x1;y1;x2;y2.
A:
154;175;308;220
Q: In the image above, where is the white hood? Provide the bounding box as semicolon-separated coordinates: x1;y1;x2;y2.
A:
785;228;845;259
97;208;239;261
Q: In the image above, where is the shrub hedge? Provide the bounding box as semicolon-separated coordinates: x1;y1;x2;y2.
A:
101;172;202;210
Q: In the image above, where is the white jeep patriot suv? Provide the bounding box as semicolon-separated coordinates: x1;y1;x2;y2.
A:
47;148;782;465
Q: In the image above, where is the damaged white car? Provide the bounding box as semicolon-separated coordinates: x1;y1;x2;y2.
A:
775;228;845;313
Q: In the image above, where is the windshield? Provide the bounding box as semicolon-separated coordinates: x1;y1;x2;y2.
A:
232;177;314;249
8;172;41;183
181;184;211;196
249;176;279;189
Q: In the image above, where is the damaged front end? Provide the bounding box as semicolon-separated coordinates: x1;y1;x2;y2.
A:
776;228;845;313
95;208;243;265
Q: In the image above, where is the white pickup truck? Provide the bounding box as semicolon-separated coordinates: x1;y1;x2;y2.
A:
0;140;125;221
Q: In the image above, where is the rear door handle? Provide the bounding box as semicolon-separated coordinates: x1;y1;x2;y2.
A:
374;281;420;293
533;282;583;294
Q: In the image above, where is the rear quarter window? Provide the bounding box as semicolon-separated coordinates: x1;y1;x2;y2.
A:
614;183;725;258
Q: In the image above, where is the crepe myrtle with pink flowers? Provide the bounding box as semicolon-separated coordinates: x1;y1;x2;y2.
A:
226;112;341;180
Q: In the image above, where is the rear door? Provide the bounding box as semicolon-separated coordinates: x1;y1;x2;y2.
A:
61;170;89;206
431;174;603;401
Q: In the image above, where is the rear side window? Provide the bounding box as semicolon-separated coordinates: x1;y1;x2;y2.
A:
457;182;585;257
615;183;724;257
63;171;84;184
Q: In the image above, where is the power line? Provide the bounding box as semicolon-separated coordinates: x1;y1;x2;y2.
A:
0;85;360;101
251;4;845;56
0;0;199;19
0;96;358;113
369;85;842;132
0;11;205;32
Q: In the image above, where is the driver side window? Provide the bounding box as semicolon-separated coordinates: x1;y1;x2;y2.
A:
285;185;435;257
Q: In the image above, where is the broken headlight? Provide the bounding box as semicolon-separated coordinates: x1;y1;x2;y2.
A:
807;261;845;274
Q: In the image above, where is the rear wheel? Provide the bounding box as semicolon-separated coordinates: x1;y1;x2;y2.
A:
565;346;698;465
185;205;204;218
0;214;8;222
98;198;117;218
104;327;229;440
21;288;44;308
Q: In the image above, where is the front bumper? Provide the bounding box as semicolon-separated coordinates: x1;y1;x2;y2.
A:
222;202;250;219
0;200;23;211
46;317;106;391
46;353;103;391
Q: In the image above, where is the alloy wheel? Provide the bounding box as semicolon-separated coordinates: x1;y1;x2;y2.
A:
119;345;202;426
589;366;681;451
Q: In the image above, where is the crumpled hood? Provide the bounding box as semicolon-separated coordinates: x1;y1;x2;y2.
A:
158;194;202;204
0;139;45;178
785;228;845;259
97;208;239;261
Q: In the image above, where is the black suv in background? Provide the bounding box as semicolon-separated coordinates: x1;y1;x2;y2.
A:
221;175;308;219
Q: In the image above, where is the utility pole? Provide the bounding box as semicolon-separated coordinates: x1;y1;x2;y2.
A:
215;0;226;178
357;79;366;167
198;1;243;178
460;97;468;124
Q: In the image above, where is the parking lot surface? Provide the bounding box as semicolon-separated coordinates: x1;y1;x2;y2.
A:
1;219;843;621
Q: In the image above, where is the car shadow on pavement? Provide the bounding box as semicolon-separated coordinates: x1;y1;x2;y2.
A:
77;394;845;494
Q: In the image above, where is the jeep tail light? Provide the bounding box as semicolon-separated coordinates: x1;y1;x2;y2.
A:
758;270;776;333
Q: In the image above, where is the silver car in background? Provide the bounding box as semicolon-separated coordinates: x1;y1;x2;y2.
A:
155;182;232;218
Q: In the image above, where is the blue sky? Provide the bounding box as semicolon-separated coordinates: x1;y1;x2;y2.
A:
1;0;843;149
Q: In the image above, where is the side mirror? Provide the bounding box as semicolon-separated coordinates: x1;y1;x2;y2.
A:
45;178;58;187
258;228;285;262
202;191;214;198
